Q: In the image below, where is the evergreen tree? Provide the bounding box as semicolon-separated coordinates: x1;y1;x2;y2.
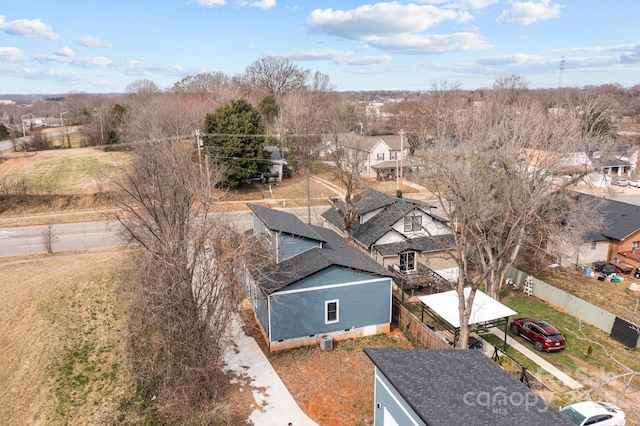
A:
203;99;269;187
0;123;9;140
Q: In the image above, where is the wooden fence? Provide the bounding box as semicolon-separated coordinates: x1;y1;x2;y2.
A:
393;298;450;349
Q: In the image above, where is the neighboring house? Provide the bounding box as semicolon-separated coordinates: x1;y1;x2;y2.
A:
521;148;600;186
339;134;409;179
263;145;287;182
322;188;458;282
552;192;640;268
600;144;638;178
242;203;394;352
364;348;574;426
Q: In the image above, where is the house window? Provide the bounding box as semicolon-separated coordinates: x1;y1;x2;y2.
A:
633;241;640;249
591;242;597;250
376;152;385;161
389;152;397;160
404;215;422;232
400;252;416;272
325;300;339;324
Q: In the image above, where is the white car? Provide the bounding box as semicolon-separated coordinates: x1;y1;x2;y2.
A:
628;179;640;187
615;178;629;187
560;401;625;426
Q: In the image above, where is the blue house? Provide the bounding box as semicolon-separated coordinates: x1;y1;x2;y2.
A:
364;348;573;426
243;203;394;352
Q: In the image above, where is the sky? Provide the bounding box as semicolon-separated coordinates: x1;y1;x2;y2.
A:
1;0;639;95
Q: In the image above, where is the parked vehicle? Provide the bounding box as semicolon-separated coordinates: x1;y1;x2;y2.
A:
628;179;640;187
510;318;565;351
615;178;628;187
560;401;625;425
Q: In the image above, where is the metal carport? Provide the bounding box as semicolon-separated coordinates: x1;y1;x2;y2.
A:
418;288;517;349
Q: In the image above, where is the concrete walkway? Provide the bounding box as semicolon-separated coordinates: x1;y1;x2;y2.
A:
223;314;319;426
489;327;583;390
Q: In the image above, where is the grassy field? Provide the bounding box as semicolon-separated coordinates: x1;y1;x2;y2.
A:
0;251;135;425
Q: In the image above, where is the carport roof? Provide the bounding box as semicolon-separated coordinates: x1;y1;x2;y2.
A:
418;288;517;328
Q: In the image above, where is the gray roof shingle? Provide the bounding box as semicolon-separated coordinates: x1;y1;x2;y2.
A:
248;203;326;243
249;206;392;295
579;192;640;241
322;188;448;252
364;348;574;426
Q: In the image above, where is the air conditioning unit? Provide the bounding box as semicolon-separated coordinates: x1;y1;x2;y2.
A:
320;334;333;351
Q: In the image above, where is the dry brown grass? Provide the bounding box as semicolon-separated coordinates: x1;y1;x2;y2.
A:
0;251;132;425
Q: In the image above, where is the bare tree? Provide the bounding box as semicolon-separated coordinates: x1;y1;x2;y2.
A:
330;135;368;240
112;140;245;423
244;56;309;96
415;98;598;349
171;71;231;101
568;86;619;139
120;92;211;144
41;223;57;253
278;87;331;222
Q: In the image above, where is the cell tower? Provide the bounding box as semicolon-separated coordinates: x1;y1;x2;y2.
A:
558;56;565;89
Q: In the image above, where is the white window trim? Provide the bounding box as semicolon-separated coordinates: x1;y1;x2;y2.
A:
400;251;416;272
325;299;339;324
404;215;422;232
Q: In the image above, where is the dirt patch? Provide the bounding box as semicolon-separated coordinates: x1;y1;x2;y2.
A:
241;309;412;426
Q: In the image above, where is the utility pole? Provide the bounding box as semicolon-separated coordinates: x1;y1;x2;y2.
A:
398;129;405;193
60;111;69;147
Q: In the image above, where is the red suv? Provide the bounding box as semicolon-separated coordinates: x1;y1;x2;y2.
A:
510;318;565;352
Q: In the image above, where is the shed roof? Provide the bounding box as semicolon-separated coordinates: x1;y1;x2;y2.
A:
248;203;326;243
418;288;517;328
364;348;574;426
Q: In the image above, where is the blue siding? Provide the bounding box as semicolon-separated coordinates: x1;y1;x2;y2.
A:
255;293;270;339
269;267;391;341
374;368;425;426
288;266;381;290
278;233;320;260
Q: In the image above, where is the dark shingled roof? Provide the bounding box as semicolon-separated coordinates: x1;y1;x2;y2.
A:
251;213;393;295
579;192;640;241
322;188;447;251
248;203;326;243
375;234;455;257
364;348;574;426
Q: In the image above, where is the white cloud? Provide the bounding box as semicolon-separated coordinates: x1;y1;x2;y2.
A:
415;0;498;9
266;48;392;65
0;47;27;63
307;3;460;39
249;0;276;9
306;2;489;55
495;0;562;26
34;54;114;68
367;32;491;54
55;47;75;57
197;0;226;6
78;35;112;48
476;52;548;67
555;43;639;54
0;15;60;40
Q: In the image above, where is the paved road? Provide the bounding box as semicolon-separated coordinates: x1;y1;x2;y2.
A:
0;206;329;257
1;127;79;152
0;221;121;257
